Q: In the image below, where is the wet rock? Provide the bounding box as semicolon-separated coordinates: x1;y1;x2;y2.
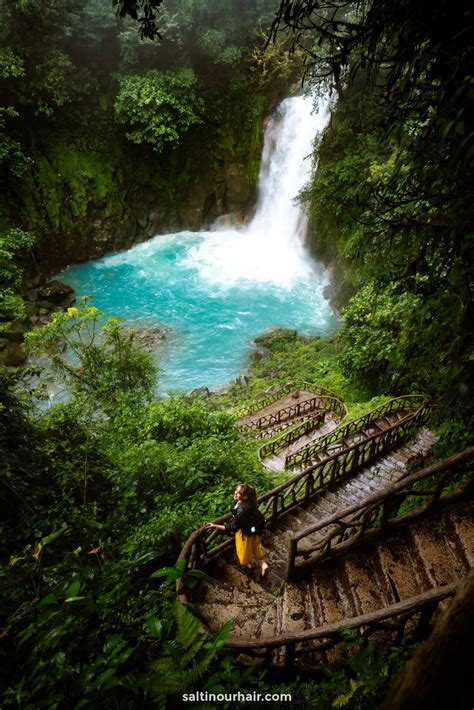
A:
2;321;27;342
212;213;245;230
137;214;148;229
132;326;166;351
188;387;210;400
211;383;233;396
265;383;282;394
38;280;75;306
1;342;27;366
235;374;249;388
25;274;44;289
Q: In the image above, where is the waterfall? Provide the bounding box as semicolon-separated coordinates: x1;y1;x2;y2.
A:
59;92;337;394
250;94;327;244
182;94;330;288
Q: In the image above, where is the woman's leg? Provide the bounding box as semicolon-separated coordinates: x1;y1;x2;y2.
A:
235;530;253;566
252;536;269;576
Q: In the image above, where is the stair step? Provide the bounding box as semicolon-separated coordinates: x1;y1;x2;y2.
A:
311;561;357;626
329;487;359;506
448;502;474;567
344;478;378;497
211;558;276;598
375;534;428;602
344;552;390;615
278;582;314;635
410;518;466;587
308;496;338;517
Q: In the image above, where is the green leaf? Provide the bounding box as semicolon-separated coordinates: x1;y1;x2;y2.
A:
38;593;58;607
146;616;163;639
65;580;81;598
64;596;86;603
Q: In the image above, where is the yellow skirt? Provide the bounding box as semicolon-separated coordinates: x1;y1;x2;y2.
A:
235;530;264;566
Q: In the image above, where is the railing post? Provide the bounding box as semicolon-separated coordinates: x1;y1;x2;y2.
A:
286;538;297;581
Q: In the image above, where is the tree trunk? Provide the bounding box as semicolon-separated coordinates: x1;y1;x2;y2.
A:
382;569;474;710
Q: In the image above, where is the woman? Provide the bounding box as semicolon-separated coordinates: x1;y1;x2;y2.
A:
206;483;269;577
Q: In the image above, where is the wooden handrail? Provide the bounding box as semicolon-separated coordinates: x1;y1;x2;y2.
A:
257;396;346;460
285;394;427;469
223;582;458;652
239;395;328;433
177;402;430;584
285;446;474;579
233;381;343;418
258;411;325;459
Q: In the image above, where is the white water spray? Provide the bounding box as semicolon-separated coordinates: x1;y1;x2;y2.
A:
181;94;331;288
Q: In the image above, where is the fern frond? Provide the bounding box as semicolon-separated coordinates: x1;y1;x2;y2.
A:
173;601;201;651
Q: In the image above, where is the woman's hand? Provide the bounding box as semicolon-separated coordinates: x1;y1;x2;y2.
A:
206;522;225;532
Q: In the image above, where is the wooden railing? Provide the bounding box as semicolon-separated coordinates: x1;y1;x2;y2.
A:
238;395;327;434
177;402;430;580
286;447;474;580
233;381;342;418
257;396;346;460
284;395;427;470
258;411;325;458
252;412;317;441
223;582;459;668
180;449;473;668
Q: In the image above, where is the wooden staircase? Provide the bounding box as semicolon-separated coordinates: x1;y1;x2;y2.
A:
178;383;474;670
238;389;428;474
196;498;472;669
257;427;436;577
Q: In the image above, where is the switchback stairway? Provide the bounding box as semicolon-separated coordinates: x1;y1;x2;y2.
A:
178;385;474;669
238;388;429;473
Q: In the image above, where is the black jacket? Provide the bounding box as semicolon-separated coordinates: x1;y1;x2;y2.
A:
225;501;265;536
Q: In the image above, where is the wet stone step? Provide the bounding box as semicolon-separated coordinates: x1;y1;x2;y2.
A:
375;534;428;602
310;560;357;626
447;502;474;568
343;552;390;616
279;582;312;636
410;519;466;587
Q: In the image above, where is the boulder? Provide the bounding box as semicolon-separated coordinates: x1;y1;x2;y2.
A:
1;342;27;366
235;374;249;388
38;280;75;306
132;326;166;351
187;387;210;400
1;321;27;342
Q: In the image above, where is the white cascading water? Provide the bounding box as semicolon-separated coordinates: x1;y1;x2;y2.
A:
58;92;337;393
183;94;330;288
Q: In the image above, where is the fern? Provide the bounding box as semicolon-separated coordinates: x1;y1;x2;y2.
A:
174;602;201;651
148;602;233;699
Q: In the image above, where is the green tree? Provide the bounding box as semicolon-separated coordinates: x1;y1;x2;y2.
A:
0;228;35;323
114;67;204;151
25;300;157;416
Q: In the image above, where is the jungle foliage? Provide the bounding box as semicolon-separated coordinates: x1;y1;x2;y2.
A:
1;0;473;706
276;0;474;419
0;0;297;271
1;308;269;707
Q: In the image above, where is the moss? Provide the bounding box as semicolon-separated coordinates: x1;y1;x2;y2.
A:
35;157;63;230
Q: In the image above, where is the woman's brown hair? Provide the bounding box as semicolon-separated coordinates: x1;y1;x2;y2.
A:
236;483;258;508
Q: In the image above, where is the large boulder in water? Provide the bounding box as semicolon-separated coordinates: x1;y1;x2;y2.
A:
132;326;167;351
